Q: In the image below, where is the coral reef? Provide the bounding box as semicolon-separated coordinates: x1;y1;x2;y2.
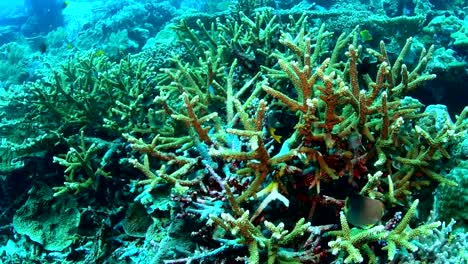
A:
394;216;468;263
327;199;440;263
121;8;465;263
13;183;80;251
0;0;467;264
434;160;468;228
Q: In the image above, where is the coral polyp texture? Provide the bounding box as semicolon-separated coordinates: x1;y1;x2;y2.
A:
0;1;467;264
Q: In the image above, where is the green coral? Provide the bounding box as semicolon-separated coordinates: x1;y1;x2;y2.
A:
209;184;311;264
52;130;111;196
435;159;468;228
1;2;466;263
30;50;159;135
123;9;466;262
327;200;441;263
13;183;80;251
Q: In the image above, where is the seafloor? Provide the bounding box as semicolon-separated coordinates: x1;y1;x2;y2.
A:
0;0;467;263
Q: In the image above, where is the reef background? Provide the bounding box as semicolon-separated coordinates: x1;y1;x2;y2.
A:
0;0;467;263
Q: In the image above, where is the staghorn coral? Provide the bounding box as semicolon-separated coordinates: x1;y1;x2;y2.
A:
123;9;466;263
30;51;158;133
52;129;112;196
327;200;440;263
26;50;162;196
394;218;468;263
2;4;467;264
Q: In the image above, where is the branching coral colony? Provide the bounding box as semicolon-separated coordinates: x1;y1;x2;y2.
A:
124;10;467;264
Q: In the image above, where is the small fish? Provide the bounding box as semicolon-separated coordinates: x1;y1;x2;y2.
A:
95;49;106;57
208;84;215;96
62;0;70;9
348;131;362;153
38;42;47;54
359;29;373;42
269;127;282;143
344;193;385;228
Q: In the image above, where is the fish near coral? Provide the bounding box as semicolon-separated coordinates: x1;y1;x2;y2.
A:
62;0;70;9
94;49;106;57
359;29;373;42
268;127;282;143
344;193;385;228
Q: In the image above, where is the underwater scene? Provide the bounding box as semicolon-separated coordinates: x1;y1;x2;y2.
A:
0;0;467;263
